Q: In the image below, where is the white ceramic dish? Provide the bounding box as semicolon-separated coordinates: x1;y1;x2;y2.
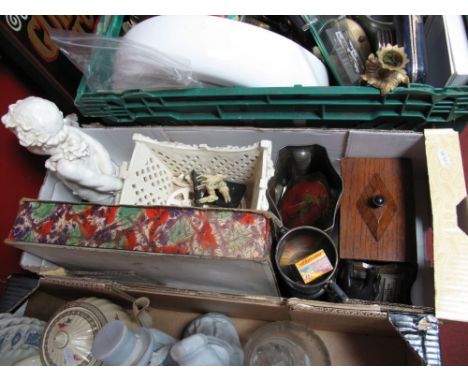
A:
40;297;137;366
116;16;329;88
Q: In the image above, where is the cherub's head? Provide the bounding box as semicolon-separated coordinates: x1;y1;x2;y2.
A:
1;96;68;155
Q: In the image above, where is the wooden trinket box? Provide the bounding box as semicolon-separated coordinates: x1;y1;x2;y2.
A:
339;158;415;263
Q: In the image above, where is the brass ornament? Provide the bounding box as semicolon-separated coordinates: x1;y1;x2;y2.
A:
361;44;410;96
377;44;409;71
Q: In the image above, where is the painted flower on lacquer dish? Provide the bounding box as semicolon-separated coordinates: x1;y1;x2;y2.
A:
279;177;330;229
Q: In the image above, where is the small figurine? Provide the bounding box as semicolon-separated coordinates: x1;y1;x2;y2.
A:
361;44;410;95
2;96;122;203
195;173;231;204
191;170;246;208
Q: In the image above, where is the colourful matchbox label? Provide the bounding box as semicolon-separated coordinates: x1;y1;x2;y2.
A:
294;249;333;284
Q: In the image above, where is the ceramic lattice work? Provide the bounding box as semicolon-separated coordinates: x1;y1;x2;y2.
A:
119;134;274;211
8;200;272;260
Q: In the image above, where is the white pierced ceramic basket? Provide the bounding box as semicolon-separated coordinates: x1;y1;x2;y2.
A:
118;134;274;211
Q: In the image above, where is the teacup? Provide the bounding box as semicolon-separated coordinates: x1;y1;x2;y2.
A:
40;297;145;366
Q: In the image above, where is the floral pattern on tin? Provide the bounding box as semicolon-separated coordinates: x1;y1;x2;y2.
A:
9;200;272;260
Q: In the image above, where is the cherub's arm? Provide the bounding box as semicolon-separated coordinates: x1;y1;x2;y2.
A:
70;127;115;175
56;160;122;193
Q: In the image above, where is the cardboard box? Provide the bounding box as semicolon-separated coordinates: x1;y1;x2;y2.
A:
5;125;468;365
22;275;430;366
10;127;430;301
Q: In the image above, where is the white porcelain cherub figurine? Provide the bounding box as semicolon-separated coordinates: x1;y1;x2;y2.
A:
1;96;122;203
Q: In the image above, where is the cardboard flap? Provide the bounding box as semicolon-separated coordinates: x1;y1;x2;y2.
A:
286;298;398;336
425;129;468;322
288;298;383;314
39;276;137;306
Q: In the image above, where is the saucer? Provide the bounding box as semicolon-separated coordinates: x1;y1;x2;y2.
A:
41;304;107;366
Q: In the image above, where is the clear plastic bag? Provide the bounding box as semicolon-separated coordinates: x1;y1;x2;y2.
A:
50;29;202;92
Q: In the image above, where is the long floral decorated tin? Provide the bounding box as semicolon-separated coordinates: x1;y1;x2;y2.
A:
8;200;272;260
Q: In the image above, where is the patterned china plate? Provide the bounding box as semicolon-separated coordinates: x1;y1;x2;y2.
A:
0;322;45;366
0;313;46;331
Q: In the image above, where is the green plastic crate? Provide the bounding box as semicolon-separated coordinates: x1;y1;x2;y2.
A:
75;17;468;130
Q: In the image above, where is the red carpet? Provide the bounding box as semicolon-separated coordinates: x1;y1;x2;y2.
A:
0;59;46;286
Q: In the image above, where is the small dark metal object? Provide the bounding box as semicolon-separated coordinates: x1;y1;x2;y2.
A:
336;260;417;304
371;195;386;208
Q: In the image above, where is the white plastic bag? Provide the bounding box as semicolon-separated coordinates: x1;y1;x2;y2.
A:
50;29;202;92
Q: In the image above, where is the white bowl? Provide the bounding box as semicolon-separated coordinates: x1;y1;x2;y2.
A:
115;16;329;89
